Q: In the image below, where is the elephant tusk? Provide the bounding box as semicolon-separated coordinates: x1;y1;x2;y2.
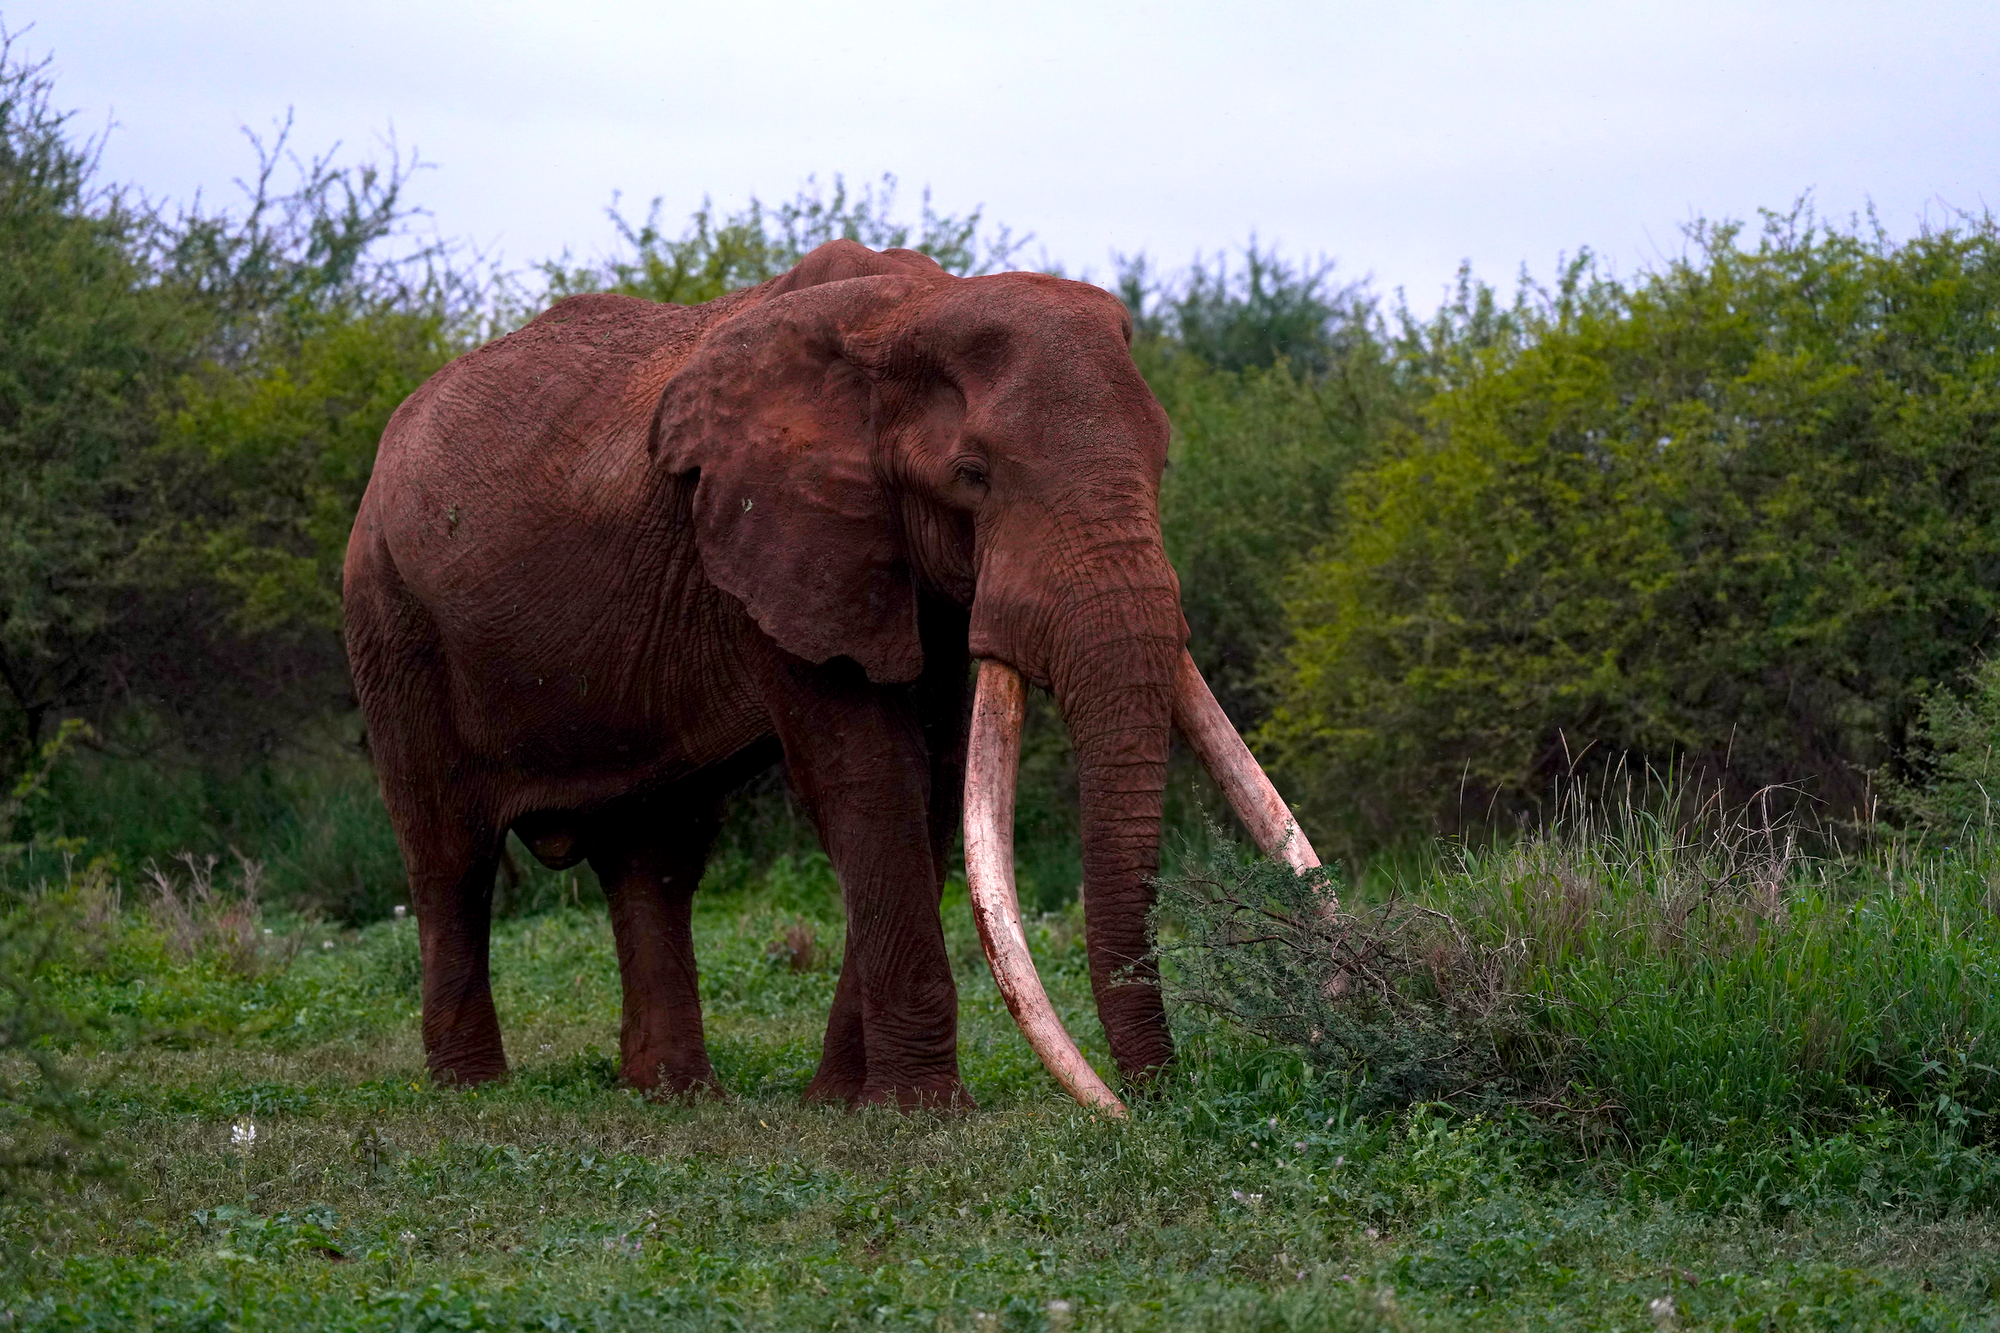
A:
964;660;1128;1119
1171;651;1331;895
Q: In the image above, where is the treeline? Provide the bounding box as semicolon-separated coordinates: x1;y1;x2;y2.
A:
4;37;1996;909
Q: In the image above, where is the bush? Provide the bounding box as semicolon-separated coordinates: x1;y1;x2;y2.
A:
0;873;126;1199
1158;791;2000;1154
1880;655;2000;836
1263;207;2000;855
1156;847;1519;1115
1132;249;1403;724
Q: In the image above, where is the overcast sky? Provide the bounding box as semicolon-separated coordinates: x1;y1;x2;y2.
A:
22;1;2000;308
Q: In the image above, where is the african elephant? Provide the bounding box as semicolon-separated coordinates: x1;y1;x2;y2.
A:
343;240;1316;1112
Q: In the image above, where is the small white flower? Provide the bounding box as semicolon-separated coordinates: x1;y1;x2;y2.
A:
1046;1299;1074;1331
1648;1295;1676;1328
1333;1155;1345;1168
394;905;407;920
322;940;334;950
399;1230;417;1245
230;1118;257;1149
1294;1140;1307;1152
262;928;273;936
1364;1226;1380;1240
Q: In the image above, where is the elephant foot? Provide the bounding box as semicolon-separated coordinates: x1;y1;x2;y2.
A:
427;1051;510;1088
622;1053;724;1101
852;1077;976;1114
802;1066;866;1108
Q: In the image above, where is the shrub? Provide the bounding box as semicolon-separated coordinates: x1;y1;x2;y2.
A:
1880;655;2000;836
1156;845;1523;1115
0;868;126;1199
1263;207;2000;855
1158;791;2000;1152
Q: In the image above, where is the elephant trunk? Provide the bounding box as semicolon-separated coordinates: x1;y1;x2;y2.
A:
1048;614;1181;1082
964;529;1326;1110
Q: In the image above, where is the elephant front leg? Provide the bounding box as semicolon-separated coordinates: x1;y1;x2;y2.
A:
803;944;867;1106
591;806;724;1097
760;652;971;1111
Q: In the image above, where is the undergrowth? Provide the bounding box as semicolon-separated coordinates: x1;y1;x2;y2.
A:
1157;791;2000;1203
0;807;1997;1327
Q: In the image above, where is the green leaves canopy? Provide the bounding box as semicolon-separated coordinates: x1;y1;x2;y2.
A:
1262;211;2000;854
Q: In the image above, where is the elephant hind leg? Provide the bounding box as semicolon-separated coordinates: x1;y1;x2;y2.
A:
349;566;510;1087
409;832;509;1086
591;802;724;1097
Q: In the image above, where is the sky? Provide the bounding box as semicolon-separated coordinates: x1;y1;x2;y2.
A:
22;1;2000;309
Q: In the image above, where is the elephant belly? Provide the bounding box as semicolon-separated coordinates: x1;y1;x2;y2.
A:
445;609;775;839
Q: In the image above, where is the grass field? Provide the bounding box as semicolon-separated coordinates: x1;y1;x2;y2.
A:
5;826;2000;1330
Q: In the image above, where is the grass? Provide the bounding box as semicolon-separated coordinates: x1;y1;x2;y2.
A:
3;816;2000;1328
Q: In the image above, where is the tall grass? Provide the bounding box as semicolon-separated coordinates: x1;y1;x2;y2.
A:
14;694;1250;926
1160;782;2000;1169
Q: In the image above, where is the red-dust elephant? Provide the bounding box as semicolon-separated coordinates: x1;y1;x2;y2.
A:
343;241;1317;1113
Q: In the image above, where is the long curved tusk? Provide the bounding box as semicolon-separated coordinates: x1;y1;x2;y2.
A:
964;660;1128;1118
1170;650;1329;888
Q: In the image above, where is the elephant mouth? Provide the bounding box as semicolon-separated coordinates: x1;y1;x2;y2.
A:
961;652;1330;1116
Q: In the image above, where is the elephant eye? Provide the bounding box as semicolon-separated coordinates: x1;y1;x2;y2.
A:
954;462;989;490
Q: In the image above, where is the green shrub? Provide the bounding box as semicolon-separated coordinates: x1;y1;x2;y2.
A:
1881;655;2000;836
1158;793;2000;1157
0;874;126;1199
1264;207;2000;855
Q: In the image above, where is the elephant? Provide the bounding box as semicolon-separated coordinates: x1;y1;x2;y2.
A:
343;239;1317;1112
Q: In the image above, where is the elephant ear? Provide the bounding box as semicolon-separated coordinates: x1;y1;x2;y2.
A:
652;275;924;684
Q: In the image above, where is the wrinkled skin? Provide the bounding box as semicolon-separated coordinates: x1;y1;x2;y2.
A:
344;241;1185;1108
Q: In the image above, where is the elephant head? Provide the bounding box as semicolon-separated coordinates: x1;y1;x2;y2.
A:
654;241;1320;1111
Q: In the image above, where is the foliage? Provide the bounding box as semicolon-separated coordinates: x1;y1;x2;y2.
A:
1157;849;1515;1115
144;121;474;656
0;34;475;791
0;34;188;772
0;872;126;1200
1881;655;2000;836
543;172;1028;305
1150;350;1398;723
154;304;458;638
1264;206;2000;853
1121;244;1358;377
1;716;90;854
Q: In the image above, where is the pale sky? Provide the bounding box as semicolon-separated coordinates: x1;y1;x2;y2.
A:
22;1;2000;309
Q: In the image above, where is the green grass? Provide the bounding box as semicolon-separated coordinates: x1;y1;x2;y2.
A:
5;830;2000;1329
